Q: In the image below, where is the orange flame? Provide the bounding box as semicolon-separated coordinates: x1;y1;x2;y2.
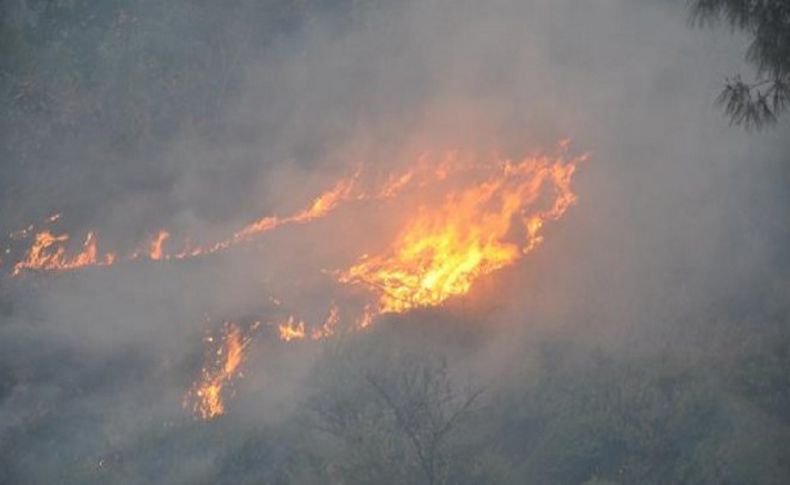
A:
148;230;169;261
181;146;583;421
4;143;585;422
311;302;340;340
278;316;306;342
276;303;340;343
11;231;115;276
5;155;463;277
290;177;358;223
6;174;361;276
215;173;361;252
355;304;375;330
339;152;583;314
183;321;252;420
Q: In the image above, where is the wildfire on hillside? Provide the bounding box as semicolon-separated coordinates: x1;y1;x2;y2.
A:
5;143;586;420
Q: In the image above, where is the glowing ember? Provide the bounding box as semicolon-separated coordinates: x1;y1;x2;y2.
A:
277;303;342;343
10;224;35;241
183;321;255;420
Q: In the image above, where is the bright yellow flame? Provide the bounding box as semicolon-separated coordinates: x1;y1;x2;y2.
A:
11;230;114;276
278;316;306;342
290;177;358;223
5;144;584;423
183;322;250;420
339;153;582;314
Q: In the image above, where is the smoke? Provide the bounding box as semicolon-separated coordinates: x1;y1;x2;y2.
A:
1;0;788;483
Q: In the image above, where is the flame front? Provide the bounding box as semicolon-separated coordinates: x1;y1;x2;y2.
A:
311;303;340;340
11;231;115;276
183;322;252;420
6;173;364;276
339;153;582;314
4;143;586;421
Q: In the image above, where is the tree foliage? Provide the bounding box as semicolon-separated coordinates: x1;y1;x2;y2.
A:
690;0;790;129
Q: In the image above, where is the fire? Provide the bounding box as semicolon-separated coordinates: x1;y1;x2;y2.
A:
3;142;586;421
3;151;465;277
183;321;254;420
276;303;341;343
374;169;416;199
148;230;169;260
212;175;360;252
278;316;306;342
290;176;358;223
311;303;340;340
6;173;365;277
355;304;375;330
11;231;115;276
339;153;582;314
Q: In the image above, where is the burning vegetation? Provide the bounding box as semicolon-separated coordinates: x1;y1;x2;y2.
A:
339;154;578;314
4;145;585;419
183;321;259;420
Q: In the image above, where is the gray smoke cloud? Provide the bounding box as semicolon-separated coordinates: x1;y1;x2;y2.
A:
1;0;788;483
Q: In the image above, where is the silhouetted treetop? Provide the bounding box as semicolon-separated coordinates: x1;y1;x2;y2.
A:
691;0;790;129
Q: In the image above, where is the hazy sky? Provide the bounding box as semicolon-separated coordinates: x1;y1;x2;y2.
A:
1;0;788;482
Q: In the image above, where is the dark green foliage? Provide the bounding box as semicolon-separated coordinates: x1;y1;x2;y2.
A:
690;0;790;128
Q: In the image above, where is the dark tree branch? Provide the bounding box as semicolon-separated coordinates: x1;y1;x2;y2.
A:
690;0;790;128
362;362;483;485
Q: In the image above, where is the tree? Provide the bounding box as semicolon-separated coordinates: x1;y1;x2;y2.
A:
305;340;489;485
362;358;484;485
690;0;790;129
